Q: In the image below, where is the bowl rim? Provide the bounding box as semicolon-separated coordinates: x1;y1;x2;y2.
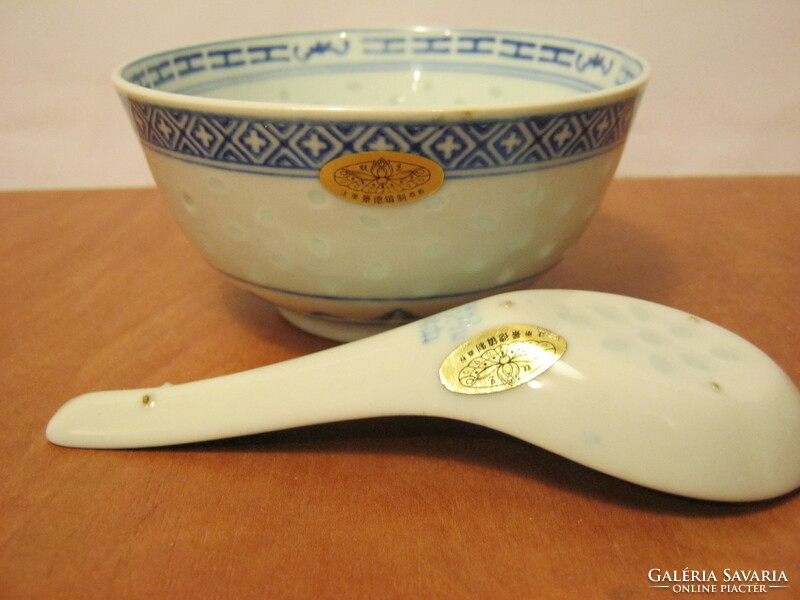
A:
112;27;650;121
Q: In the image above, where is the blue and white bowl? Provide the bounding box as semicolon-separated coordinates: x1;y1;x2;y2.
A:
113;28;649;340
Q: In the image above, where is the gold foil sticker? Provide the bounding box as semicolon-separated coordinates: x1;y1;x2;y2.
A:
320;151;444;206
440;325;567;395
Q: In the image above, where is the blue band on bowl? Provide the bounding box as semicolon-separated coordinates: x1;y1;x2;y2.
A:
127;97;637;177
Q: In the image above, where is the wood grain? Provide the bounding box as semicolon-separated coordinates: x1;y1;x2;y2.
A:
1;178;798;599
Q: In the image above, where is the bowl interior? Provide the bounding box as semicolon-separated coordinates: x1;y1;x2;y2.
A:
118;28;648;110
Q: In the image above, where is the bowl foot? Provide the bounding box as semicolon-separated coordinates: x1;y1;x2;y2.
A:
278;309;406;342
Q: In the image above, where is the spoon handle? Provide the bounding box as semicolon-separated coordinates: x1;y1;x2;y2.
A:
46;305;479;449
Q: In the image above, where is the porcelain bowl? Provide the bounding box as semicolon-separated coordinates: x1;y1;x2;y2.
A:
113;28;649;341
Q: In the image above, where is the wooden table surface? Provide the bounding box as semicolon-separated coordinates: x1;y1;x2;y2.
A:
1;177;798;599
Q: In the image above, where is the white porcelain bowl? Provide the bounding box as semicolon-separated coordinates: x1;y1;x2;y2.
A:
113;28;649;340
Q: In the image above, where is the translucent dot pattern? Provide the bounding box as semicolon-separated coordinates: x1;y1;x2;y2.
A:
177;179;578;294
555;296;751;385
154;143;620;309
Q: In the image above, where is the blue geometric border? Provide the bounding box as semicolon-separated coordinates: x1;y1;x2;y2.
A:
128;96;636;177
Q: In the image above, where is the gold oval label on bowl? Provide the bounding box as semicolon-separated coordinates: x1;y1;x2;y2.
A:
320;151;444;206
440;325;567;395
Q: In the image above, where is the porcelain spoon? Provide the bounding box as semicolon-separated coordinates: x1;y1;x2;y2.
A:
46;289;800;502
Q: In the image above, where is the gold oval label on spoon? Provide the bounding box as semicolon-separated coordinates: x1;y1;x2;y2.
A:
320;151;444;206
440;325;567;395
